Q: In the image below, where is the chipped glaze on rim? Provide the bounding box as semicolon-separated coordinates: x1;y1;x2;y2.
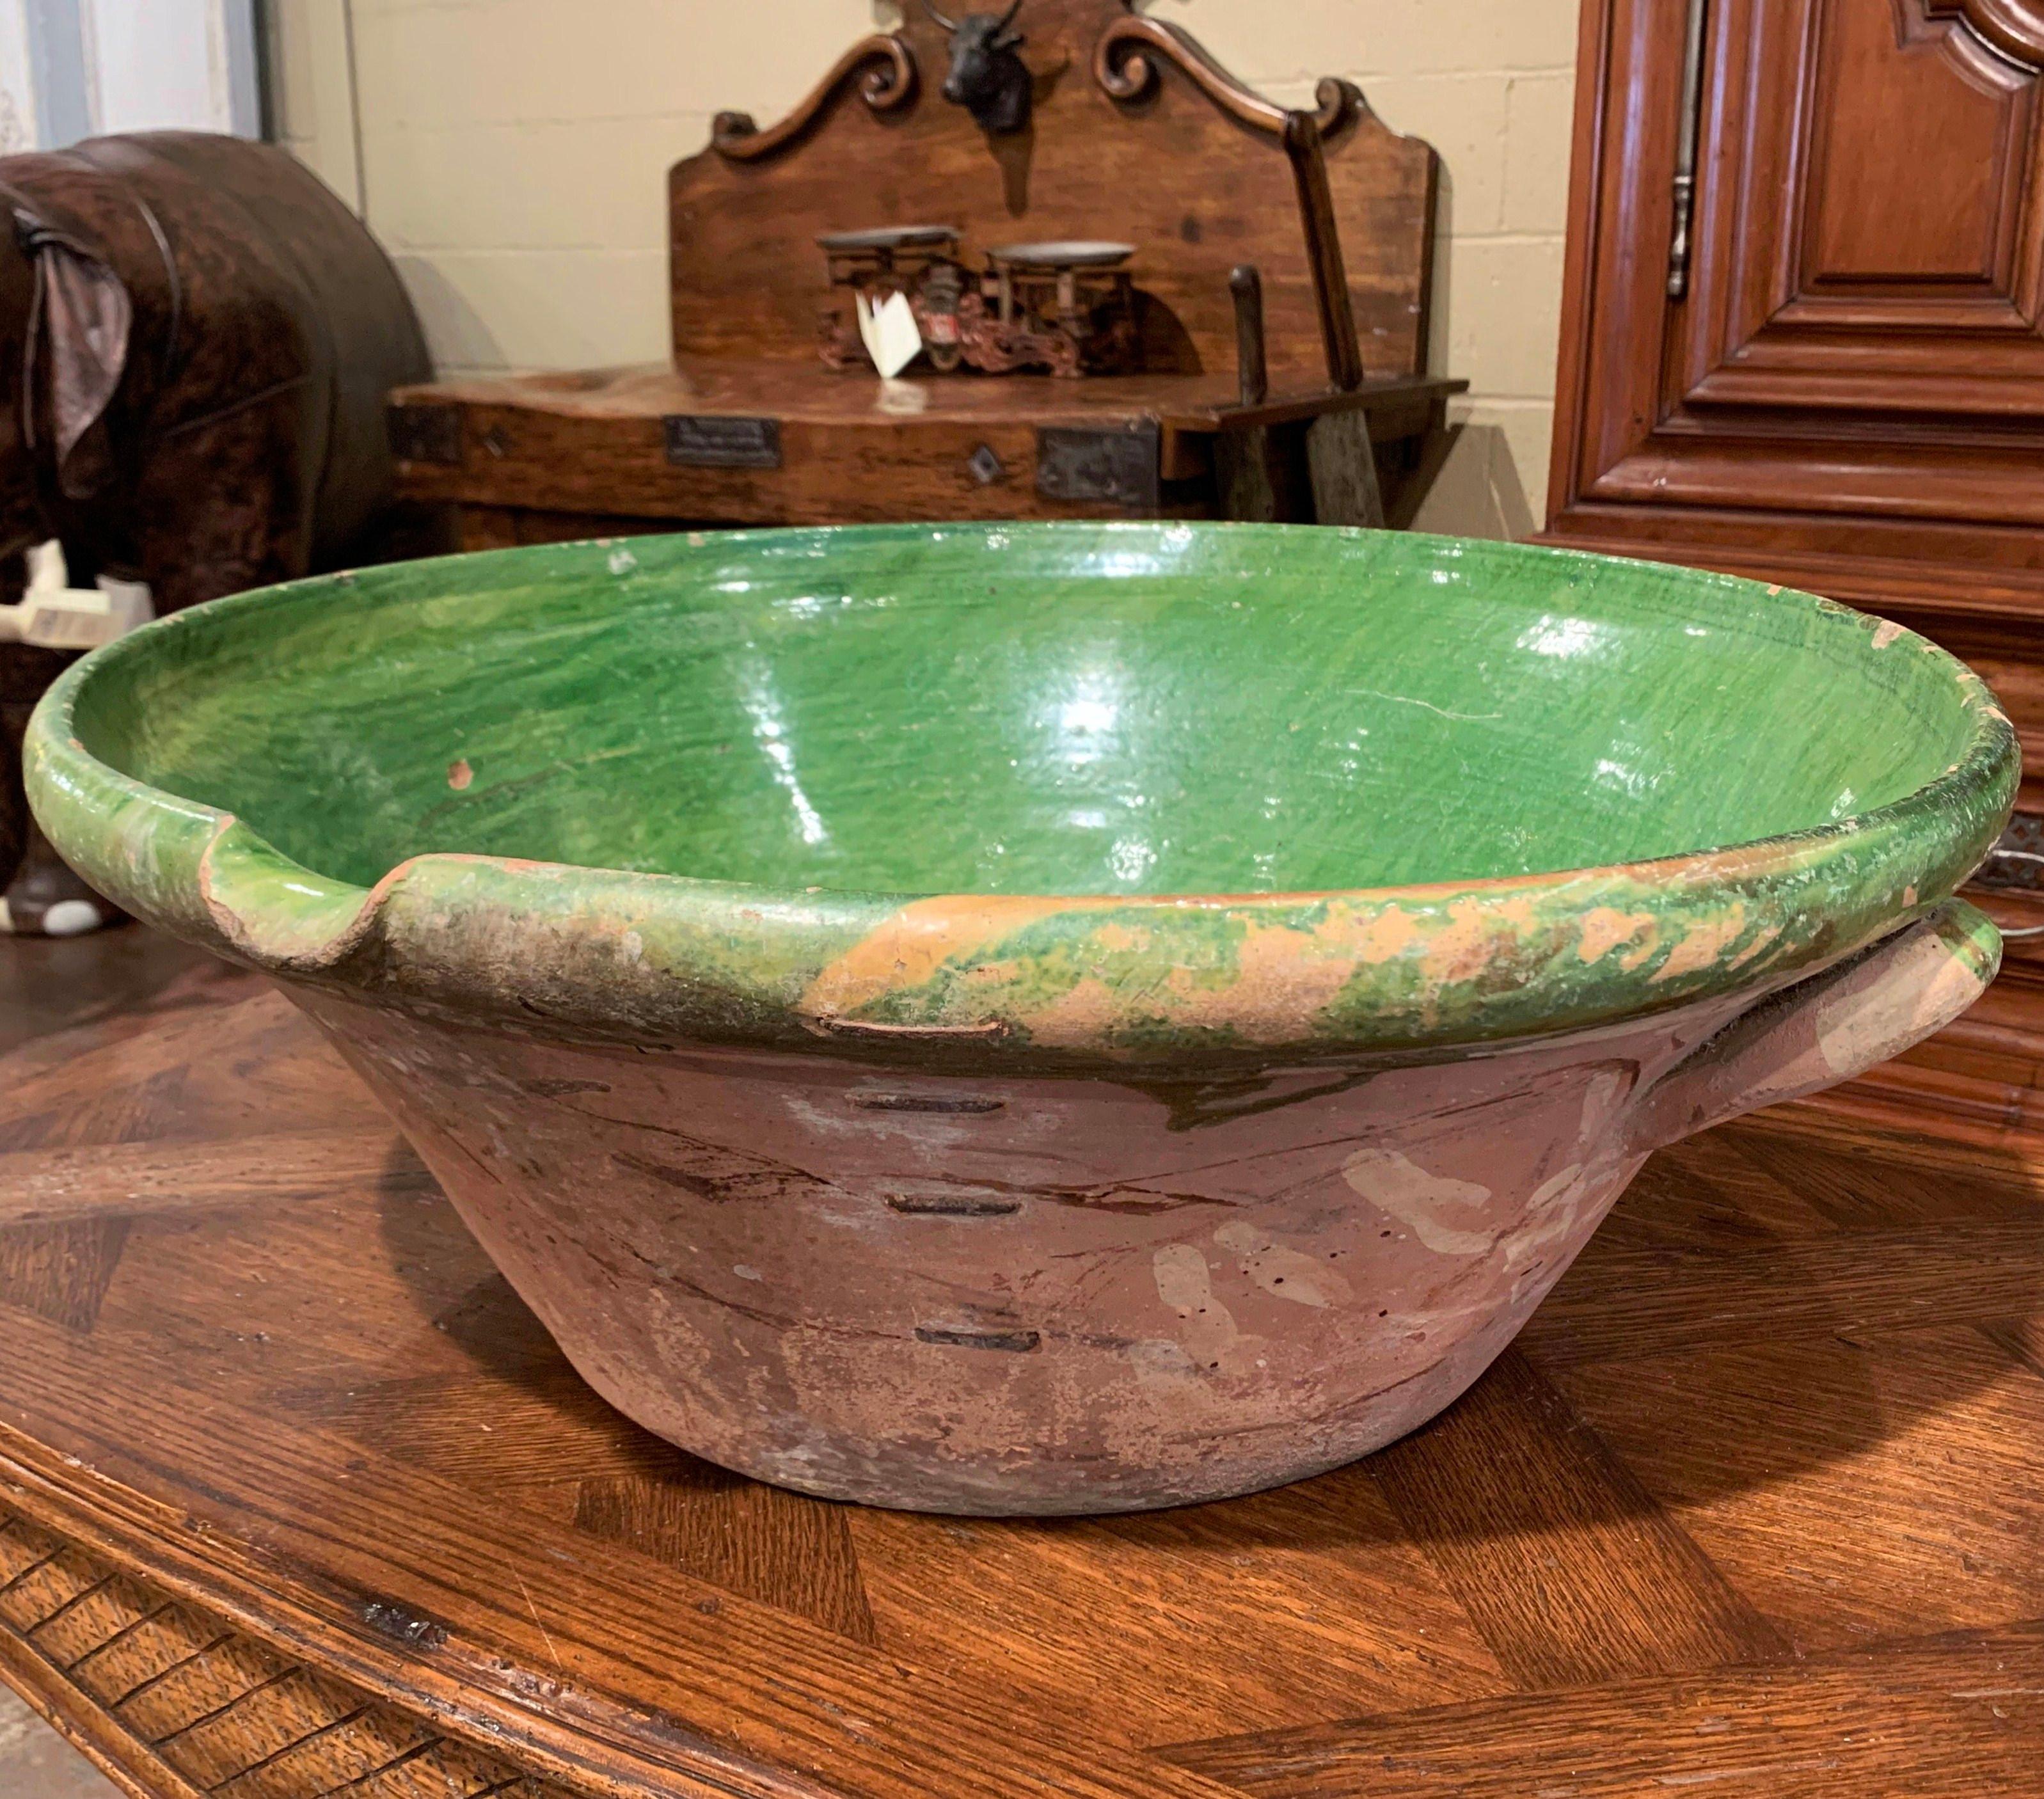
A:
24;526;2019;1070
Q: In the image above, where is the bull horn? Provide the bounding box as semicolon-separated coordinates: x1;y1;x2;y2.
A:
994;0;1023;29
923;0;960;29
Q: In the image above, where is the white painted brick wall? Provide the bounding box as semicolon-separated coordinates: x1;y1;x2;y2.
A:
265;0;1580;535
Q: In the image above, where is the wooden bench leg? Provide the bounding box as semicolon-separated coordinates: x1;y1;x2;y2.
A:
1216;423;1313;522
1306;408;1386;528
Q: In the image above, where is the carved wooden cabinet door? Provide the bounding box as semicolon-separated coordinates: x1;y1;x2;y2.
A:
1546;0;2044;1141
1547;0;2044;608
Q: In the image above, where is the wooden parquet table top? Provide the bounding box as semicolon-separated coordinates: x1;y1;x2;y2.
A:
1;935;2041;1798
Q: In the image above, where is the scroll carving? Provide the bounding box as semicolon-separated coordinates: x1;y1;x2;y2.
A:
1093;9;1359;139
712;35;918;161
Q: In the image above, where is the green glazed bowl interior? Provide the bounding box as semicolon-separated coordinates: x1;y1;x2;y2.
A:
26;523;2016;1063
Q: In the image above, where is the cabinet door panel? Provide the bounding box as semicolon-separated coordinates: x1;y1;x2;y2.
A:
1803;2;2029;293
1556;0;2044;523
1677;0;2044;411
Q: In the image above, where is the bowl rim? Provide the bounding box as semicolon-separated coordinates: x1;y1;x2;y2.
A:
24;521;2020;1068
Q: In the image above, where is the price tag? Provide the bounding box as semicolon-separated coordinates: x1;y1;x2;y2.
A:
857;290;924;379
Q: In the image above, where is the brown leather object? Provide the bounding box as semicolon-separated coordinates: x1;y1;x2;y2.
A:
0;131;431;902
0;130;431;610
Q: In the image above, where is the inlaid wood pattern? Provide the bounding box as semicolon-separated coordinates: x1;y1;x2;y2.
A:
0;928;2041;1796
0;1219;129;1331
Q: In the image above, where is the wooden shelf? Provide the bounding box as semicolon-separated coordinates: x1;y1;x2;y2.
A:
390;360;1466;533
398;360;1466;436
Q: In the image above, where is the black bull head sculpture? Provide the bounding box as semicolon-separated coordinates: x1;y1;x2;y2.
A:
926;0;1031;136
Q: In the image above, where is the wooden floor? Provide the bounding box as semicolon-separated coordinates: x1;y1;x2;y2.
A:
1;928;2041;1798
1;1681;118;1799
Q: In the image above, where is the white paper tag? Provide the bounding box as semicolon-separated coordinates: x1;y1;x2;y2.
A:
857;290;924;379
0;589;113;650
0;544;154;650
97;573;155;636
25;539;68;592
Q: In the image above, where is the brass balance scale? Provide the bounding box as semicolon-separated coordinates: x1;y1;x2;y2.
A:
817;226;1138;379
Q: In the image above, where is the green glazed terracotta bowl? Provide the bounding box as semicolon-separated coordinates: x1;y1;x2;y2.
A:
25;523;2016;1514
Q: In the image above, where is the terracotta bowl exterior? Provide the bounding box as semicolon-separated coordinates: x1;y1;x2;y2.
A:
26;524;2017;1513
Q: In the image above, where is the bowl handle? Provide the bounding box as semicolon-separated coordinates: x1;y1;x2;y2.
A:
1624;898;2000;1155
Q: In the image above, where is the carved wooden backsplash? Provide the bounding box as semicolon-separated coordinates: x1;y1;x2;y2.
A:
668;0;1439;383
